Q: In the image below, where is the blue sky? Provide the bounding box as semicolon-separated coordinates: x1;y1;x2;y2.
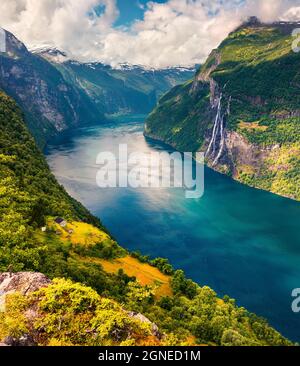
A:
113;0;248;27
115;0;168;26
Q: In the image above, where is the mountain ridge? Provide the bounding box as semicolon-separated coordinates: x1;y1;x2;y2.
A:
34;48;195;117
0;29;194;147
145;20;300;201
30;45;197;72
0;29;103;147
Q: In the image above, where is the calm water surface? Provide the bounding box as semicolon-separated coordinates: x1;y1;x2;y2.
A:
46;115;300;341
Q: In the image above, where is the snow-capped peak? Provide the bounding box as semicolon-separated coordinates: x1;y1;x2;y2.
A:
30;46;69;63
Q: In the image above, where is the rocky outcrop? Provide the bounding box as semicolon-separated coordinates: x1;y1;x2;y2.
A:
0;272;51;347
206;129;270;175
224;131;266;169
0;273;164;346
0;272;51;298
127;312;162;339
0;272;50;314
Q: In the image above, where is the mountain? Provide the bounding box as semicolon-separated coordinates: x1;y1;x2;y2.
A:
33;47;196;116
145;19;300;201
30;46;69;63
0;28;194;148
0;90;291;346
0;30;103;148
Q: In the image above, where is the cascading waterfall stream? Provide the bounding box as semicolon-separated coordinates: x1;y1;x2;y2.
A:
206;94;231;166
213;96;231;166
206;93;222;157
213;115;225;166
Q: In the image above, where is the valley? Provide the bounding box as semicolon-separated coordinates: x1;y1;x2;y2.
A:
0;29;194;148
0;19;300;347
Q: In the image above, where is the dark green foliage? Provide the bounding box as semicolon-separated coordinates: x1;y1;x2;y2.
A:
72;240;126;260
131;251;151;263
171;270;198;299
0;92;103;225
28;198;47;228
131;251;174;275
145;81;211;152
150;258;175;275
141;282;291;346
0;92;112;279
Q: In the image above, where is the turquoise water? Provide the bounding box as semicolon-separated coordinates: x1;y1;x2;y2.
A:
46;115;300;341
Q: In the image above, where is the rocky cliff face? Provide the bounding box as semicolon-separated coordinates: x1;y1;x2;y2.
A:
0;272;51;346
0;272;50;298
0;30;103;147
0;272;50;312
145;20;300;200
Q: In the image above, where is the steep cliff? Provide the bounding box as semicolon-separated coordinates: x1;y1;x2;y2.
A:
0;30;103;147
145;20;300;200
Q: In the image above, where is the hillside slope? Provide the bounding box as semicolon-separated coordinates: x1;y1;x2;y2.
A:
0;91;104;270
145;20;300;200
0;91;292;346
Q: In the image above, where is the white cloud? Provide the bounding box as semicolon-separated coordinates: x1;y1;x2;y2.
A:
0;0;299;68
243;0;300;22
282;6;300;19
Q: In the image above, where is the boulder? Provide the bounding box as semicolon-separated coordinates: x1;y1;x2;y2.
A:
0;272;51;296
0;272;51;312
128;311;163;339
0;272;51;346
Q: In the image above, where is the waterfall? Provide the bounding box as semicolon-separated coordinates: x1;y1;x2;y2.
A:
206;93;222;157
213;115;225;166
206;94;231;166
227;96;231;116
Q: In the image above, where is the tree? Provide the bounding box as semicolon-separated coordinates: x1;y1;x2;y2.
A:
29;197;47;227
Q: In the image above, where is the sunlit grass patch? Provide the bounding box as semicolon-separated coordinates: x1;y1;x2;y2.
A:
238;121;268;132
48;219;110;245
86;256;173;298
